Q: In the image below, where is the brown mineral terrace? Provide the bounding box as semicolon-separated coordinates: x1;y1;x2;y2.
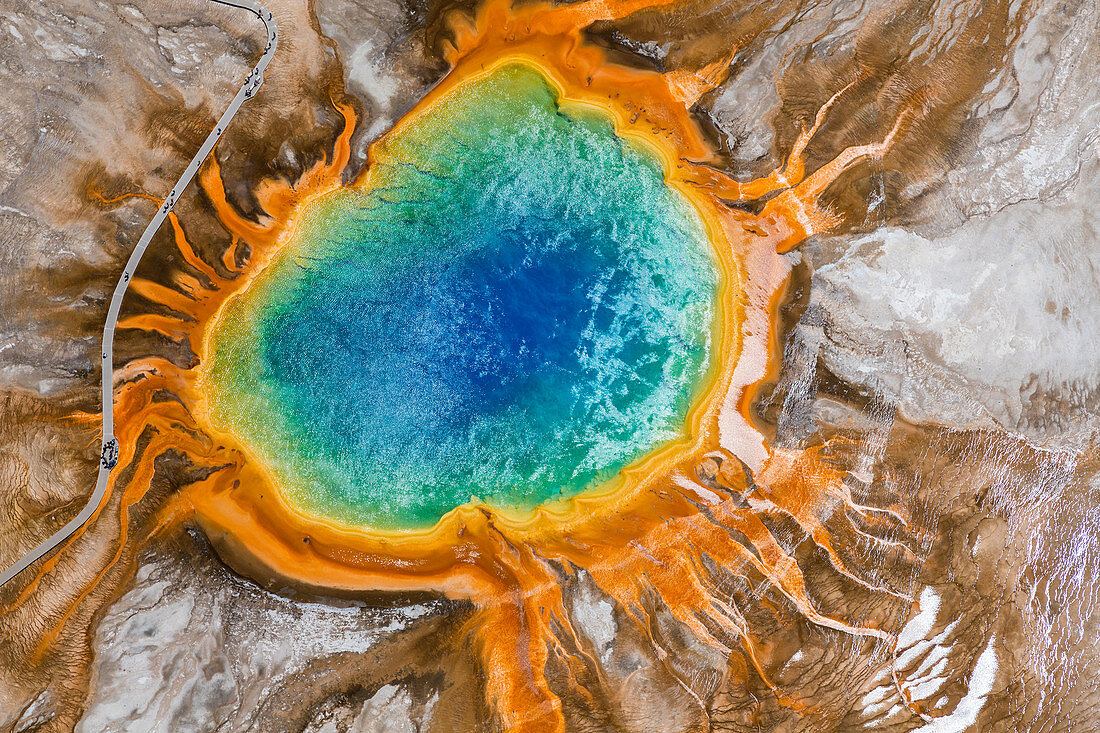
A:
0;0;278;589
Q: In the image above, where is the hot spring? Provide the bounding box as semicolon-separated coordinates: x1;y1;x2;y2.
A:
202;63;720;529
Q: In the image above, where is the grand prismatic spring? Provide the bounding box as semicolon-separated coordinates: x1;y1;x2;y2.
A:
203;63;721;529
2;0;1099;730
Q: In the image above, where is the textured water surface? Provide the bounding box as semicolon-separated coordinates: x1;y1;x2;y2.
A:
205;64;719;528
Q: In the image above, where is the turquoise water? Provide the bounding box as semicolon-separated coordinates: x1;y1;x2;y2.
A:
206;64;719;529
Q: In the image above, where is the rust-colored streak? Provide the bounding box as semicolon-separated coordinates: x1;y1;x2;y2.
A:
167;213;220;283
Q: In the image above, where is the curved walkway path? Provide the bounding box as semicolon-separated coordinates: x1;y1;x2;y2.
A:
0;0;278;588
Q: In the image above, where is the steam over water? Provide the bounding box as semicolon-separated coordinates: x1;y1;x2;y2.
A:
205;64;718;527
